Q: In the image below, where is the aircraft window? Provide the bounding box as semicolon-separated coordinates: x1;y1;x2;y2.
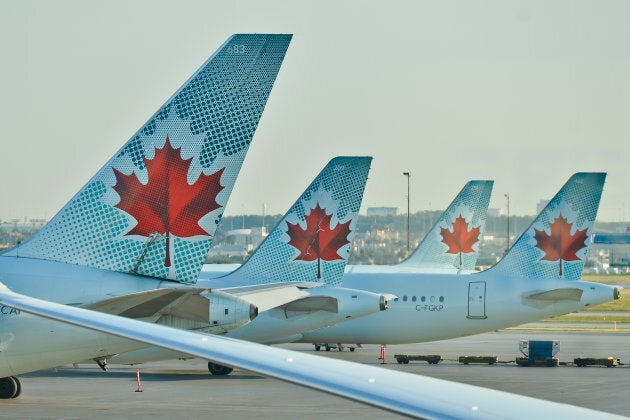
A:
439;296;444;302
420;296;426;302
412;296;417;302
430;296;435;303
403;296;408;302
394;297;399;301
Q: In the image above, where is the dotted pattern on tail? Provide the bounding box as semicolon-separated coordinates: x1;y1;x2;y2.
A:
225;157;372;286
399;180;493;271
490;173;605;281
8;35;292;284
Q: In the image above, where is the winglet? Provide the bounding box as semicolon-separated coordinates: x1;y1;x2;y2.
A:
490;173;606;280
6;34;292;284
222;157;372;286
398;180;493;271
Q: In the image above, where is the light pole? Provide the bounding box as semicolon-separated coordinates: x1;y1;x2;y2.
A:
403;172;410;256
504;193;510;253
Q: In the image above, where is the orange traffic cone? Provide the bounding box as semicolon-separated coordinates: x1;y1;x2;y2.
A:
135;368;143;392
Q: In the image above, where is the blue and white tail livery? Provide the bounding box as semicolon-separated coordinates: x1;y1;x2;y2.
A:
300;172;618;347
4;34;291;283
398;180;493;271
491;172;605;280
216;157;372;286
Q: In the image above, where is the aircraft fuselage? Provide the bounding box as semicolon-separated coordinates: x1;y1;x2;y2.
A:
298;270;619;344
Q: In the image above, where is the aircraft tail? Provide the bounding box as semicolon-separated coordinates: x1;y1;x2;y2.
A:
222;157;372;286
490;173;605;280
5;34;292;284
397;180;493;271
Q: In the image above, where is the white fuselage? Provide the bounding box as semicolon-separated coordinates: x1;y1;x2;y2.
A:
298;269;618;344
0;256;388;374
198;263;618;345
0;254;617;377
0;256;173;377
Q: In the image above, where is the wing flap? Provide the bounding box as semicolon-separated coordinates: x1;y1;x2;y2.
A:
523;288;583;301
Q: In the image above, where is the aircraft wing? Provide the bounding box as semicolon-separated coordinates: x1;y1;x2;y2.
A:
0;283;618;419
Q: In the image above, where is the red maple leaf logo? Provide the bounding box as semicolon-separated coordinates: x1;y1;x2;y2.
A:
113;136;224;268
534;213;588;276
285;203;351;279
440;214;481;268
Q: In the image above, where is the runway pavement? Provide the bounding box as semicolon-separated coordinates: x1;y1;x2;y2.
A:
2;329;629;419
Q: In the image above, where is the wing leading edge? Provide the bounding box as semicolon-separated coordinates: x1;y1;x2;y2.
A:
0;283;618;419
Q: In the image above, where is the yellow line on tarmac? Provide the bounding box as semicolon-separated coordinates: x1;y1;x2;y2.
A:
506;326;630;332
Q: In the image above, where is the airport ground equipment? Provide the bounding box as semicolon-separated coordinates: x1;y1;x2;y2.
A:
313;343;357;352
574;357;620;367
394;354;442;364
516;340;560;367
458;355;498;365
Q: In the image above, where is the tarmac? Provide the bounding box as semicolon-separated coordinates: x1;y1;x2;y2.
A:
1;329;629;419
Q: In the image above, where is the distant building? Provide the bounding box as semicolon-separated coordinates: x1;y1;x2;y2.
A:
366;207;397;217
593;233;630;244
487;208;500;218
206;226;268;259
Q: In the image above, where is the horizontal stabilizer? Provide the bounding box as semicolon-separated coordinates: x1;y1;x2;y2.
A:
83;288;211;322
220;282;320;312
83;287;256;333
283;296;338;314
522;288;583;308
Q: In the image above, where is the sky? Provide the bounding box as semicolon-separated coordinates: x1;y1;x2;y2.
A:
1;0;629;223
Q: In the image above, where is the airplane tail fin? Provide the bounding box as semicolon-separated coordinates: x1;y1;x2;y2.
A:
489;173;605;280
397;180;493;271
222;157;372;286
5;34;292;284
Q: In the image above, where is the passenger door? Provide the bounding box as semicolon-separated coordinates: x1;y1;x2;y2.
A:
467;281;487;319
